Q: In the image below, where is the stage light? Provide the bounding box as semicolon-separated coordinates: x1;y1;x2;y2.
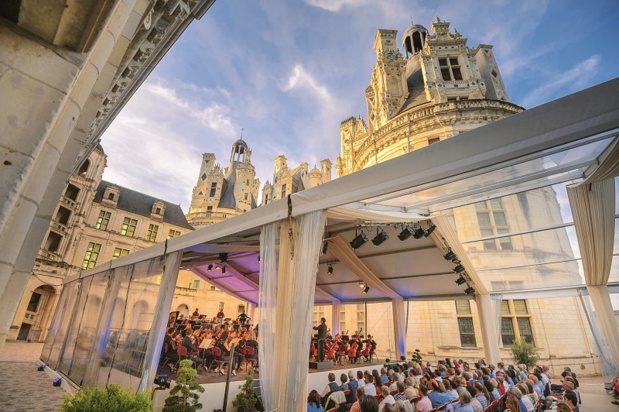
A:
443;249;456;261
371;229;389;246
53;377;62;387
451;259;461;265
398;226;413;241
37;363;45;371
327;264;333;275
219;253;228;263
350;231;368;249
362;285;370;294
413;226;428;239
215;265;221;270
322;241;329;255
222;266;226;274
154;374;171;389
359;281;366;289
207;264;213;271
464;286;476;295
453;264;465;274
425;221;436;237
455;275;467;285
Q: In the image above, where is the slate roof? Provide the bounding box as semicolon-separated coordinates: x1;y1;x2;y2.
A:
94;181;194;230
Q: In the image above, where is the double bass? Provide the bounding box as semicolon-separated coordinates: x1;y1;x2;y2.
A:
348;337;359;363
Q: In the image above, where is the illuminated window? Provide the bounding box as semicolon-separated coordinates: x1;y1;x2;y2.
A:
95;211;111;230
168;229;181;239
82;242;102;269
120;217;137;237
112;248;130;259
146;224;159;242
501;300;534;346
455;300;476;347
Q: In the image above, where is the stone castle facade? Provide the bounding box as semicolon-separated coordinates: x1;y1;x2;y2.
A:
186;139;260;228
261;156;332;205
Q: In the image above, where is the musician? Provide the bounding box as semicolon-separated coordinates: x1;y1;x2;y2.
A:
192;307;200;317
313;317;327;362
238;310;249;328
216;308;225;324
180;329;203;369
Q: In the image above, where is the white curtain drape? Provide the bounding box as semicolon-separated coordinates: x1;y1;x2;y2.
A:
476;293;502;365
259;211;327;412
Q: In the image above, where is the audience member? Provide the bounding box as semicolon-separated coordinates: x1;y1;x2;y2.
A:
307;389;324;412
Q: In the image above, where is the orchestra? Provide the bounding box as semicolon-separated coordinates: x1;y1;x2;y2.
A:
159;309;258;375
310;326;378;366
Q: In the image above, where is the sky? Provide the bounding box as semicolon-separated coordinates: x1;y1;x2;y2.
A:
100;0;619;211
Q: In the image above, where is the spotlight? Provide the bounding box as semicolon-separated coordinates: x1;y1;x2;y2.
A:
207;264;213;271
398;226;413;241
464;286;476;295
37;363;45;371
154;374;171;389
215;265;221;270
362;285;370;294
221;266;226;274
455;275;467;285
413;226;428;239
443;249;457;261
53;377;62;387
359;281;366;289
219;253;228;263
451;258;461;265
322;241;329;255
425;221;436;237
371;229;389;246
454;264;465;274
350;231;368;249
327;264;333;275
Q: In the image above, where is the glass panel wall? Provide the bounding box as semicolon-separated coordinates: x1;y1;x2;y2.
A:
103;258;164;390
62;271;110;386
45;280;81;369
365;301;395;360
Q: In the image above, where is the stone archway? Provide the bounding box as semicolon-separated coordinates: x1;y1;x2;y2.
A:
18;285;57;342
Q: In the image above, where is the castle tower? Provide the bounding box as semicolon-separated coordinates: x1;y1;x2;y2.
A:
186;138;259;228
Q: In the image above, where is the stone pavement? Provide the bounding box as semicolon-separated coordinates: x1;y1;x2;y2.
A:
0;341;67;412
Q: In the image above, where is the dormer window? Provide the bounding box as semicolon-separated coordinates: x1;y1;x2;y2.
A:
103;185;120;207
439;57;462;81
151;200;165;220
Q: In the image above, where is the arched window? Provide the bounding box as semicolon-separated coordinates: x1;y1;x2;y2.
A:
77;159;90;177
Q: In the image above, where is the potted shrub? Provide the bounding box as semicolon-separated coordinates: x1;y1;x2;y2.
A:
60;384;152;411
163;359;205;412
411;349;422;364
232;369;258;412
510;338;539;369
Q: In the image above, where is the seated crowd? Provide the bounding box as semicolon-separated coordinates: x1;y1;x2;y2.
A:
309;358;583;412
158;308;258;376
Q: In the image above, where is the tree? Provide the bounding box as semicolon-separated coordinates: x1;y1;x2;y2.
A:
510;338;539;368
163;359;205;412
411;349;423;365
232;369;257;411
60;384;152;412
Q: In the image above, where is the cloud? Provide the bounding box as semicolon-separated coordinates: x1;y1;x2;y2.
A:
304;0;372;12
519;55;601;108
280;63;333;104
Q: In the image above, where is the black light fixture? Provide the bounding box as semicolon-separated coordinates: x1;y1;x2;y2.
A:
398;226;413;241
371;228;389;246
451;258;461;265
455;275;467;285
362;285;370;294
327;264;333;275
359;281;366;289
37;363;45;371
207;264;213;271
154;374;171;389
350;230;368;249
53;377;62;387
221;266;226;274
443;249;457;261
464;286;476;295
219;253;228;263
425;221;437;237
322;241;329;255
413;226;428;239
453;264;465;274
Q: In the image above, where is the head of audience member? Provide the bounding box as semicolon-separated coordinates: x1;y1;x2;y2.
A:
341;373;348;385
556;403;572;412
348;371;355;381
516;383;529;396
509;387;523;400
563;390;578;409
358;370;364;380
381;367;387;375
466;386;477;399
327;372;335;383
397;381;405;394
459;390;472;405
365;374;374;385
307;389;321;407
360;395;379;412
505;393;520;411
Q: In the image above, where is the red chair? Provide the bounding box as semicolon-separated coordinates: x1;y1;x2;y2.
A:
390;390;398;396
243;345;258;371
208;346;229;373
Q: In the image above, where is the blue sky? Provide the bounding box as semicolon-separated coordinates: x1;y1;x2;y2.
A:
100;0;619;210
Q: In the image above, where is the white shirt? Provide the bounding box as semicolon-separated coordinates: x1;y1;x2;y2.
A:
364;383;377;396
378;395;395;411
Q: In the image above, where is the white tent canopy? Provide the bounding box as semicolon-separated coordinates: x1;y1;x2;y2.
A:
50;78;619;411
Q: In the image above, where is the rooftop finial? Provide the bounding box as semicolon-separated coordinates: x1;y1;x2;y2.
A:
240;127;244;140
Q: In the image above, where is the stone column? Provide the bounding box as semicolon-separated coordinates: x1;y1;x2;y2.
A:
476;293;502;365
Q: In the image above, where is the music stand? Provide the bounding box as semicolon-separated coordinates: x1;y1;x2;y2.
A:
199;338;213;350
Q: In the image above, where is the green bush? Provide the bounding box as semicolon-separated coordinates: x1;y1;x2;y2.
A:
411;348;422;364
163;359;205;412
232;368;257;410
60;384;152;412
510;338;539;368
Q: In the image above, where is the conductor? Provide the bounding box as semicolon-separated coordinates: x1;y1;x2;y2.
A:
313;317;327;362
